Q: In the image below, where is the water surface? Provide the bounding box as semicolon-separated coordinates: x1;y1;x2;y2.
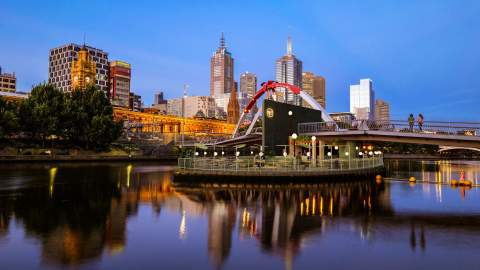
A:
0;160;480;270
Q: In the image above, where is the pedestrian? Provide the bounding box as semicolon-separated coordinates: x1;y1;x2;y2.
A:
417;113;424;131
408;114;415;132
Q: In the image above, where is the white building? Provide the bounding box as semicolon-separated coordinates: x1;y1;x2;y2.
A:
214;91;249;118
350;79;375;120
167;96;216;118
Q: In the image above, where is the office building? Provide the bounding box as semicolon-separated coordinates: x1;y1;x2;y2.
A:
0;67;16;93
152;91;168;114
129;93;142;112
109;61;131;108
330;112;356;123
375;99;390;122
302;72;326;108
210;33;234;98
48;43;109;93
275;37;303;105
350;79;375;120
239;72;257;99
167;96;216;118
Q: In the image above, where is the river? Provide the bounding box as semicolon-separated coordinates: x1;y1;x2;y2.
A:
0;160;479;270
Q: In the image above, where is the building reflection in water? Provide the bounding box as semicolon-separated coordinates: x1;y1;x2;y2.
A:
1;162;480;269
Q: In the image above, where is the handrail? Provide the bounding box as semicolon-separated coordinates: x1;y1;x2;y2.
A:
177;156;384;172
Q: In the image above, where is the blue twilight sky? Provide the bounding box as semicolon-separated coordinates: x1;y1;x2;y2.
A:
0;0;479;120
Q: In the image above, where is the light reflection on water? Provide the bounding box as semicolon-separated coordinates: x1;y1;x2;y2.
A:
0;160;479;270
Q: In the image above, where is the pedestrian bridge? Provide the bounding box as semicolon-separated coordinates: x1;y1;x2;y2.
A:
298;120;480;149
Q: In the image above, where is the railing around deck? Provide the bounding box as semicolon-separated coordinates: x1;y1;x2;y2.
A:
178;156;383;172
298;120;480;137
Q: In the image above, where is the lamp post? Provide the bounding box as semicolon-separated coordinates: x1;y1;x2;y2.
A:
181;84;189;148
291;133;298;157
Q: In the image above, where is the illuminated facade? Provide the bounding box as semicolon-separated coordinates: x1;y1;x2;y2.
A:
113;108;235;135
227;85;240;124
71;46;97;90
49;43;109;93
109;61;131;107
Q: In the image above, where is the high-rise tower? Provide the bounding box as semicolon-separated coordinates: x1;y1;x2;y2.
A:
350;79;375;120
275;37;303;105
210;33;234;98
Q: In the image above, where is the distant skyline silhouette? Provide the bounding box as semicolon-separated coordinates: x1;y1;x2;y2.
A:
1;0;479;120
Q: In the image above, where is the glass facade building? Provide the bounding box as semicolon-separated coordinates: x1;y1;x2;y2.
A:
349;79;375;120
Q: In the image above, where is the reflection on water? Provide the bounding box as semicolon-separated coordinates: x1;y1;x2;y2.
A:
386;160;480;184
0;161;480;269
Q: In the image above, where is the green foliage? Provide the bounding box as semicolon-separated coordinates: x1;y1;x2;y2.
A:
64;86;122;150
0;96;20;140
5;84;122;150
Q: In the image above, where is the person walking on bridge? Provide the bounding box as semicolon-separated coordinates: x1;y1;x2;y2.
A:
418;113;424;132
408;114;415;132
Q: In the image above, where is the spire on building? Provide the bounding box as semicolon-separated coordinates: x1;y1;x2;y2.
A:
227;84;240;124
220;32;226;48
287;36;292;56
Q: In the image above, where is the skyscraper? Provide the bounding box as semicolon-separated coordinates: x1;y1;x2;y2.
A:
109;61;131;108
71;46;97;90
210;33;234;98
239;72;257;99
350;79;375;120
302;72;326;109
48;43;109;93
275;37;303;105
375;99;390;122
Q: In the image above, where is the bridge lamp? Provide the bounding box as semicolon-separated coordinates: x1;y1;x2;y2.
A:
327;152;332;157
214;152;218;157
221;151;225;156
291;133;298;140
359;152;363;156
311;136;316;141
259;152;264;157
204;151;207;156
195;152;199;156
288;110;293;116
283;151;288;157
355;146;359;150
236;151;240;157
369;151;373;156
345;152;349;156
250;151;254;155
378;151;382;155
307;152;311;157
334;145;339;150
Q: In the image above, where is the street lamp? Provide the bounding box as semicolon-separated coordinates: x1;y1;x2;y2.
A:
288;110;293;116
203;151;207;156
291;133;298;157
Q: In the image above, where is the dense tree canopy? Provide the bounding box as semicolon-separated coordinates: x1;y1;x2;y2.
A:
0;84;122;150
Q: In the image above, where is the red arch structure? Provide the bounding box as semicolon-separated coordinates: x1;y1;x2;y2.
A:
232;80;334;138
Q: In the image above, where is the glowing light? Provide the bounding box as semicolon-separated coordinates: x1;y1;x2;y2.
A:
195;152;199;156
236;151;240;157
334;146;339;150
307;152;311;157
283;151;288;157
288;110;293;116
204;151;207;156
221;151;225;156
327;152;332;156
126;164;132;187
291;133;298;140
311;136;316;141
49;167;57;197
179;210;187;240
345;152;349;156
214;152;218;156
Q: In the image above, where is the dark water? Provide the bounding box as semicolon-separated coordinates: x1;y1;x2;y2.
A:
1;160;480;270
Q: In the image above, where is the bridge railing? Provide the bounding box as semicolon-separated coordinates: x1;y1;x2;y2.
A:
178;156;383;172
298;120;480;137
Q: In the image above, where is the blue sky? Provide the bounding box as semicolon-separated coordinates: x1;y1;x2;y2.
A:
1;0;479;120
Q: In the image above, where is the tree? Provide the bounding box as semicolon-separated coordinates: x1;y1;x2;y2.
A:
64;85;122;150
18;85;66;146
0;96;19;141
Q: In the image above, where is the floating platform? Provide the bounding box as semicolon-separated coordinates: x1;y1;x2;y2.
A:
175;157;384;182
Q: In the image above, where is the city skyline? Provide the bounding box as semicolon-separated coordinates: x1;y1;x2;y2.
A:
1;0;480;120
